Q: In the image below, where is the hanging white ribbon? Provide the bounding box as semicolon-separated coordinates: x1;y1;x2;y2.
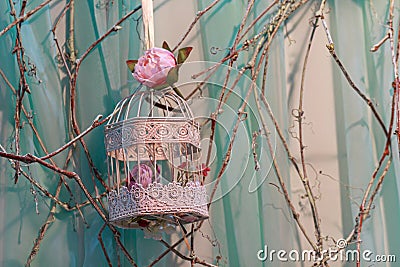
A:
142;0;155;49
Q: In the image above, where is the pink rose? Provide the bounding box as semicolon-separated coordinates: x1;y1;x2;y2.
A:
133;47;177;88
128;163;153;189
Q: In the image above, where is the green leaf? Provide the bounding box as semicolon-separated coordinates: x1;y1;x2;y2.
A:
167;66;179;85
126;60;138;72
152;83;169;90
152;66;180;91
162;41;172;52
177;47;193;64
172;85;184;99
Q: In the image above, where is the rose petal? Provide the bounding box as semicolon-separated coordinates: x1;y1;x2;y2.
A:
133;47;177;88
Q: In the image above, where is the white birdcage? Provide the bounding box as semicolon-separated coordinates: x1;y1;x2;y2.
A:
104;89;209;230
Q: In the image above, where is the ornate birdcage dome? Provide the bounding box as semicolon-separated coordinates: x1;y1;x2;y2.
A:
104;89;209;230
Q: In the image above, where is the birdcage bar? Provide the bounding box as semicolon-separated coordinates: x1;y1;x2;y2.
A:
107;150;111;189
113;97;128;124
122;148;128;188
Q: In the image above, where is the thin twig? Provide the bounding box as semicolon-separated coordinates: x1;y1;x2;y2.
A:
296;1;326;252
327;49;388;137
26;179;61;266
209;0;297;204
320;12;388;137
354;1;397;265
9;0;24;183
159;240;192;261
76;5;142;69
51;2;72;77
0;0;54;37
40;114;108;161
238;1;279;43
0;67;81;210
254;60;318;252
264;116;318;252
68;5;142;192
98;223;113;266
193;257;218;267
172;0;221;52
370;33;390;52
0;150;138;266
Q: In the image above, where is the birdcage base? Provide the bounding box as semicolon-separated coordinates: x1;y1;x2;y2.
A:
107;182;209;229
109;212;208;229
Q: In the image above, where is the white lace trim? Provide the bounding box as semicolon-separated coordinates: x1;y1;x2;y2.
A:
107;182;209;223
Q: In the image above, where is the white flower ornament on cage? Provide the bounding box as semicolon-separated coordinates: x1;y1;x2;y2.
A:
104;40;209;238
